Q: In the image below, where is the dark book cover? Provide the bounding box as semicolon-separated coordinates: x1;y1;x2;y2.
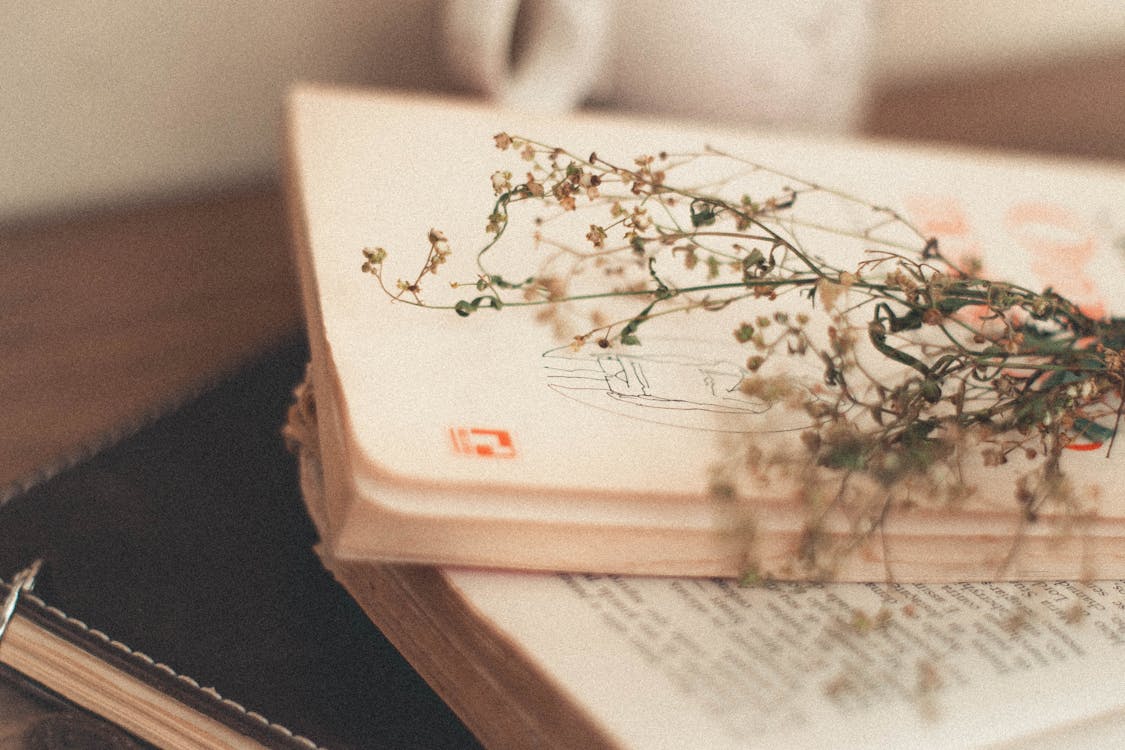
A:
0;339;481;750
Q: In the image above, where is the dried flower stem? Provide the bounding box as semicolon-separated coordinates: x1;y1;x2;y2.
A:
363;134;1125;579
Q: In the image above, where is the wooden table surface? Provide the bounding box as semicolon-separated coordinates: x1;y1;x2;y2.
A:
867;51;1125;163
1;188;302;500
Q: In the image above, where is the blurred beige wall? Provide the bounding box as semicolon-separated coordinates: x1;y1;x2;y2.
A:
1;1;447;223
2;1;1123;224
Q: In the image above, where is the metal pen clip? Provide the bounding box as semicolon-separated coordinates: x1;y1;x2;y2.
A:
0;560;43;644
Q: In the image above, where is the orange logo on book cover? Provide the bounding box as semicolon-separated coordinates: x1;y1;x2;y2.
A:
450;427;516;458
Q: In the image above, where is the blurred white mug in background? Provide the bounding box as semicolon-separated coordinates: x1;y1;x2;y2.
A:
441;0;875;133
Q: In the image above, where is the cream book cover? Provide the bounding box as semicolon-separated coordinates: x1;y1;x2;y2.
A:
285;85;1125;580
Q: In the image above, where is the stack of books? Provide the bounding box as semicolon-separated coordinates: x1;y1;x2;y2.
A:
282;86;1125;747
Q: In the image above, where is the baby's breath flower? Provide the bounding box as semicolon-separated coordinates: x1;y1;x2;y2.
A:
585;224;607;249
626;206;650;231
360;246;386;273
491;170;513;196
578;172;600;188
816;278;845;311
525;173;544;197
733;322;755;343
485;211;504;234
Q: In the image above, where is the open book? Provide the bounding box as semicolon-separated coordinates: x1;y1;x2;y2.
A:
285;85;1125;581
289;384;1125;749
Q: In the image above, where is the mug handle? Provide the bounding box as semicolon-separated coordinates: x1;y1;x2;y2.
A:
440;0;609;114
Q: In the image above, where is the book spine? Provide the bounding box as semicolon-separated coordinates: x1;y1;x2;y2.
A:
0;569;323;750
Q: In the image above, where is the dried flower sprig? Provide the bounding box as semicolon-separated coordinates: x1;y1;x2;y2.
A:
362;134;1125;579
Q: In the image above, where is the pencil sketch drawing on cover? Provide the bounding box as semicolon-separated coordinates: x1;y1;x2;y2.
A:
542;339;832;433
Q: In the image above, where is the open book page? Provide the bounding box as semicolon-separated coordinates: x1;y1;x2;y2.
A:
448;569;1125;748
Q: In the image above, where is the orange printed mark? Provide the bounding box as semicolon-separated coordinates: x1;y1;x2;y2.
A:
1075;336;1100;349
1067;442;1104;452
449;427;516;458
904;194;986;277
905;195;971;237
1006;202;1095;263
1005;202;1102;314
905;195;992;327
1078;301;1108;321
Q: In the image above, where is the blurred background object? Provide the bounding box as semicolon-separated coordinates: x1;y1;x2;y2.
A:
1;2;449;225
2;0;1124;226
867;0;1125;160
581;0;873;131
441;0;874;131
440;0;612;116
